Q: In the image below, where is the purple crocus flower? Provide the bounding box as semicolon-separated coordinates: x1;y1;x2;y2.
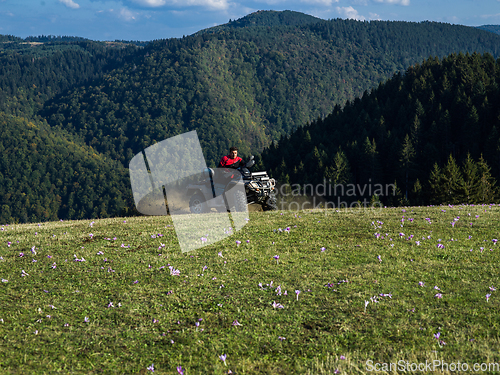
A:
219;354;227;366
177;366;184;375
272;301;284;309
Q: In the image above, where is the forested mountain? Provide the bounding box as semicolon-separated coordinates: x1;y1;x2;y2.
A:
40;16;500;168
261;52;500;206
477;25;500;35
0;38;138;117
0;113;132;223
195;10;323;34
1;11;500;223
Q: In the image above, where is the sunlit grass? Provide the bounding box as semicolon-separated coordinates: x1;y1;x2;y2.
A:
1;204;500;374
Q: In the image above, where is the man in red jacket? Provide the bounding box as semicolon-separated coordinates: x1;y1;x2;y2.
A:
219;147;243;169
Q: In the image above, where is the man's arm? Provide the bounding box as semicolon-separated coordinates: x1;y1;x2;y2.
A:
219;156;228;168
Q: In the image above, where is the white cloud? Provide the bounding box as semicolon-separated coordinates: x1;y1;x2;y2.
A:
131;0;166;6
101;7;141;21
336;6;366;21
480;12;500;20
374;0;410;5
352;0;369;5
118;7;137;20
130;0;230;10
59;0;80;9
298;0;340;5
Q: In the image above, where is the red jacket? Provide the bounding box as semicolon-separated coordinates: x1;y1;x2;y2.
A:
219;155;243;168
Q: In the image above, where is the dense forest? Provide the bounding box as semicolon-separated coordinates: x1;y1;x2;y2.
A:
0;113;132;223
261;52;500;206
1;11;500;222
40;15;500;166
477;25;500;35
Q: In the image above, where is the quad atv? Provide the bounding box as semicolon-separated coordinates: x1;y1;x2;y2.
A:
186;156;277;214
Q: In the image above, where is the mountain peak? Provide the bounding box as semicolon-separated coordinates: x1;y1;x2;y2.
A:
231;10;323;27
195;10;323;35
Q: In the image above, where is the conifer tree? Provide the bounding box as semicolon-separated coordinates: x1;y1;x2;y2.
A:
399;133;416;201
428;162;444;204
476;154;497;203
441;154;464;204
387;179;403;207
411;178;423;206
461;153;480;204
331;149;352;186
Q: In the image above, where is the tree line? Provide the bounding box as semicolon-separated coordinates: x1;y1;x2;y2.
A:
261;52;500;206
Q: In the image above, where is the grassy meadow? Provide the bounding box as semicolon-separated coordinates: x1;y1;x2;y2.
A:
1;204;500;374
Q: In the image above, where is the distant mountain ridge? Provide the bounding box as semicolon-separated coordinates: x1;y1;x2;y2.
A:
41;15;500;167
195;10;323;35
476;25;500;35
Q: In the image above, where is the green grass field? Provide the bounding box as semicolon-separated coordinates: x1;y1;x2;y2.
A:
1;205;500;374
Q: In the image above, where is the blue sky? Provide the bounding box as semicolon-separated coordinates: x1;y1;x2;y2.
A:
1;0;499;41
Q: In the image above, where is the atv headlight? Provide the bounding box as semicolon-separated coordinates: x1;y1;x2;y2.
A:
269;178;276;190
248;181;261;192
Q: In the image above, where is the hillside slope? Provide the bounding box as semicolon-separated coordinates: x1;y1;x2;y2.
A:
261;52;500;206
0;113;132;223
195;10;323;34
40;15;500;167
476;25;500;35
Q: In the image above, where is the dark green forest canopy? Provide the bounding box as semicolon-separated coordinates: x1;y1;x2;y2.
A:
0;113;132;223
38;18;500;168
261;52;500;207
476;25;500;35
194;10;323;35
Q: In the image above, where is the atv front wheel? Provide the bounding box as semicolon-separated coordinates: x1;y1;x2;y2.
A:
189;193;208;214
263;193;278;211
